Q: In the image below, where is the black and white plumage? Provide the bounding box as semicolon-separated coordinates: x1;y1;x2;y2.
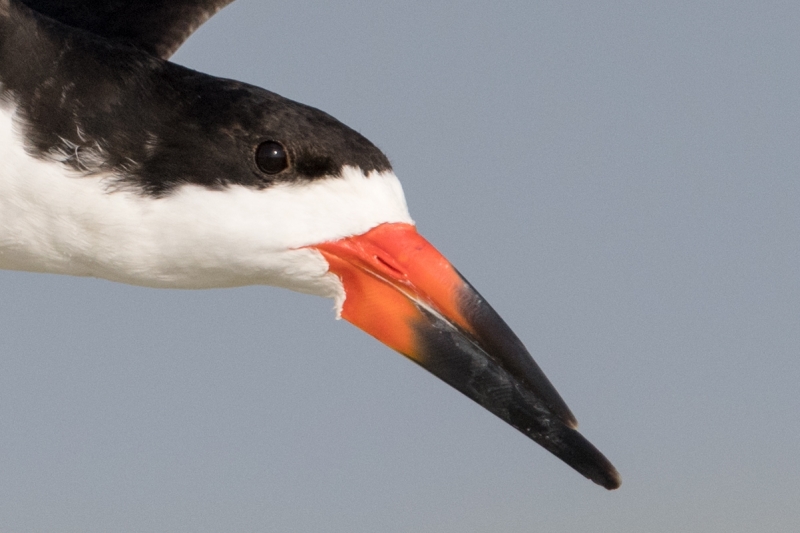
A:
0;0;621;489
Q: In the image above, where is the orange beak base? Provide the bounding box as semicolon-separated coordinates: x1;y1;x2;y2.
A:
312;223;620;490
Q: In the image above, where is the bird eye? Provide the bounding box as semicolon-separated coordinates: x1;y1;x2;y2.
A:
255;141;289;174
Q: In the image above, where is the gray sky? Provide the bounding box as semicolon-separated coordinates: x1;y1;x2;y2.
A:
1;1;798;531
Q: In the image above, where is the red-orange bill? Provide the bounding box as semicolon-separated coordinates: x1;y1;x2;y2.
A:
312;222;620;490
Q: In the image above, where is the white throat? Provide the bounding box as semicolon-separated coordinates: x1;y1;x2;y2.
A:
0;103;414;304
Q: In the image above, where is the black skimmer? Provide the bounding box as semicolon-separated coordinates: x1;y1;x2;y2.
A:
0;0;620;489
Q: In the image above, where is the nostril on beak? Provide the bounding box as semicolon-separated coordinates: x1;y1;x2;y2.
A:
374;254;404;278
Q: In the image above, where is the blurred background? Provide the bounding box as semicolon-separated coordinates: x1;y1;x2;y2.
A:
0;1;797;531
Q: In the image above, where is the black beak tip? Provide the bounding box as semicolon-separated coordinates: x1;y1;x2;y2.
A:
410;282;622;490
591;461;622;490
542;423;621;490
602;469;622;491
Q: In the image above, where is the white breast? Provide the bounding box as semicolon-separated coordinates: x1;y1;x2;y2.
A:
0;101;414;304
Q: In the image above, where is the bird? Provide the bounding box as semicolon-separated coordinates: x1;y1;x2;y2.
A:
0;0;620;489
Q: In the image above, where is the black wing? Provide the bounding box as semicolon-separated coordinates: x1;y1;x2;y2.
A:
20;0;235;58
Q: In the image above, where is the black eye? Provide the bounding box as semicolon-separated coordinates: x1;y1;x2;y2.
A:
255;141;289;174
